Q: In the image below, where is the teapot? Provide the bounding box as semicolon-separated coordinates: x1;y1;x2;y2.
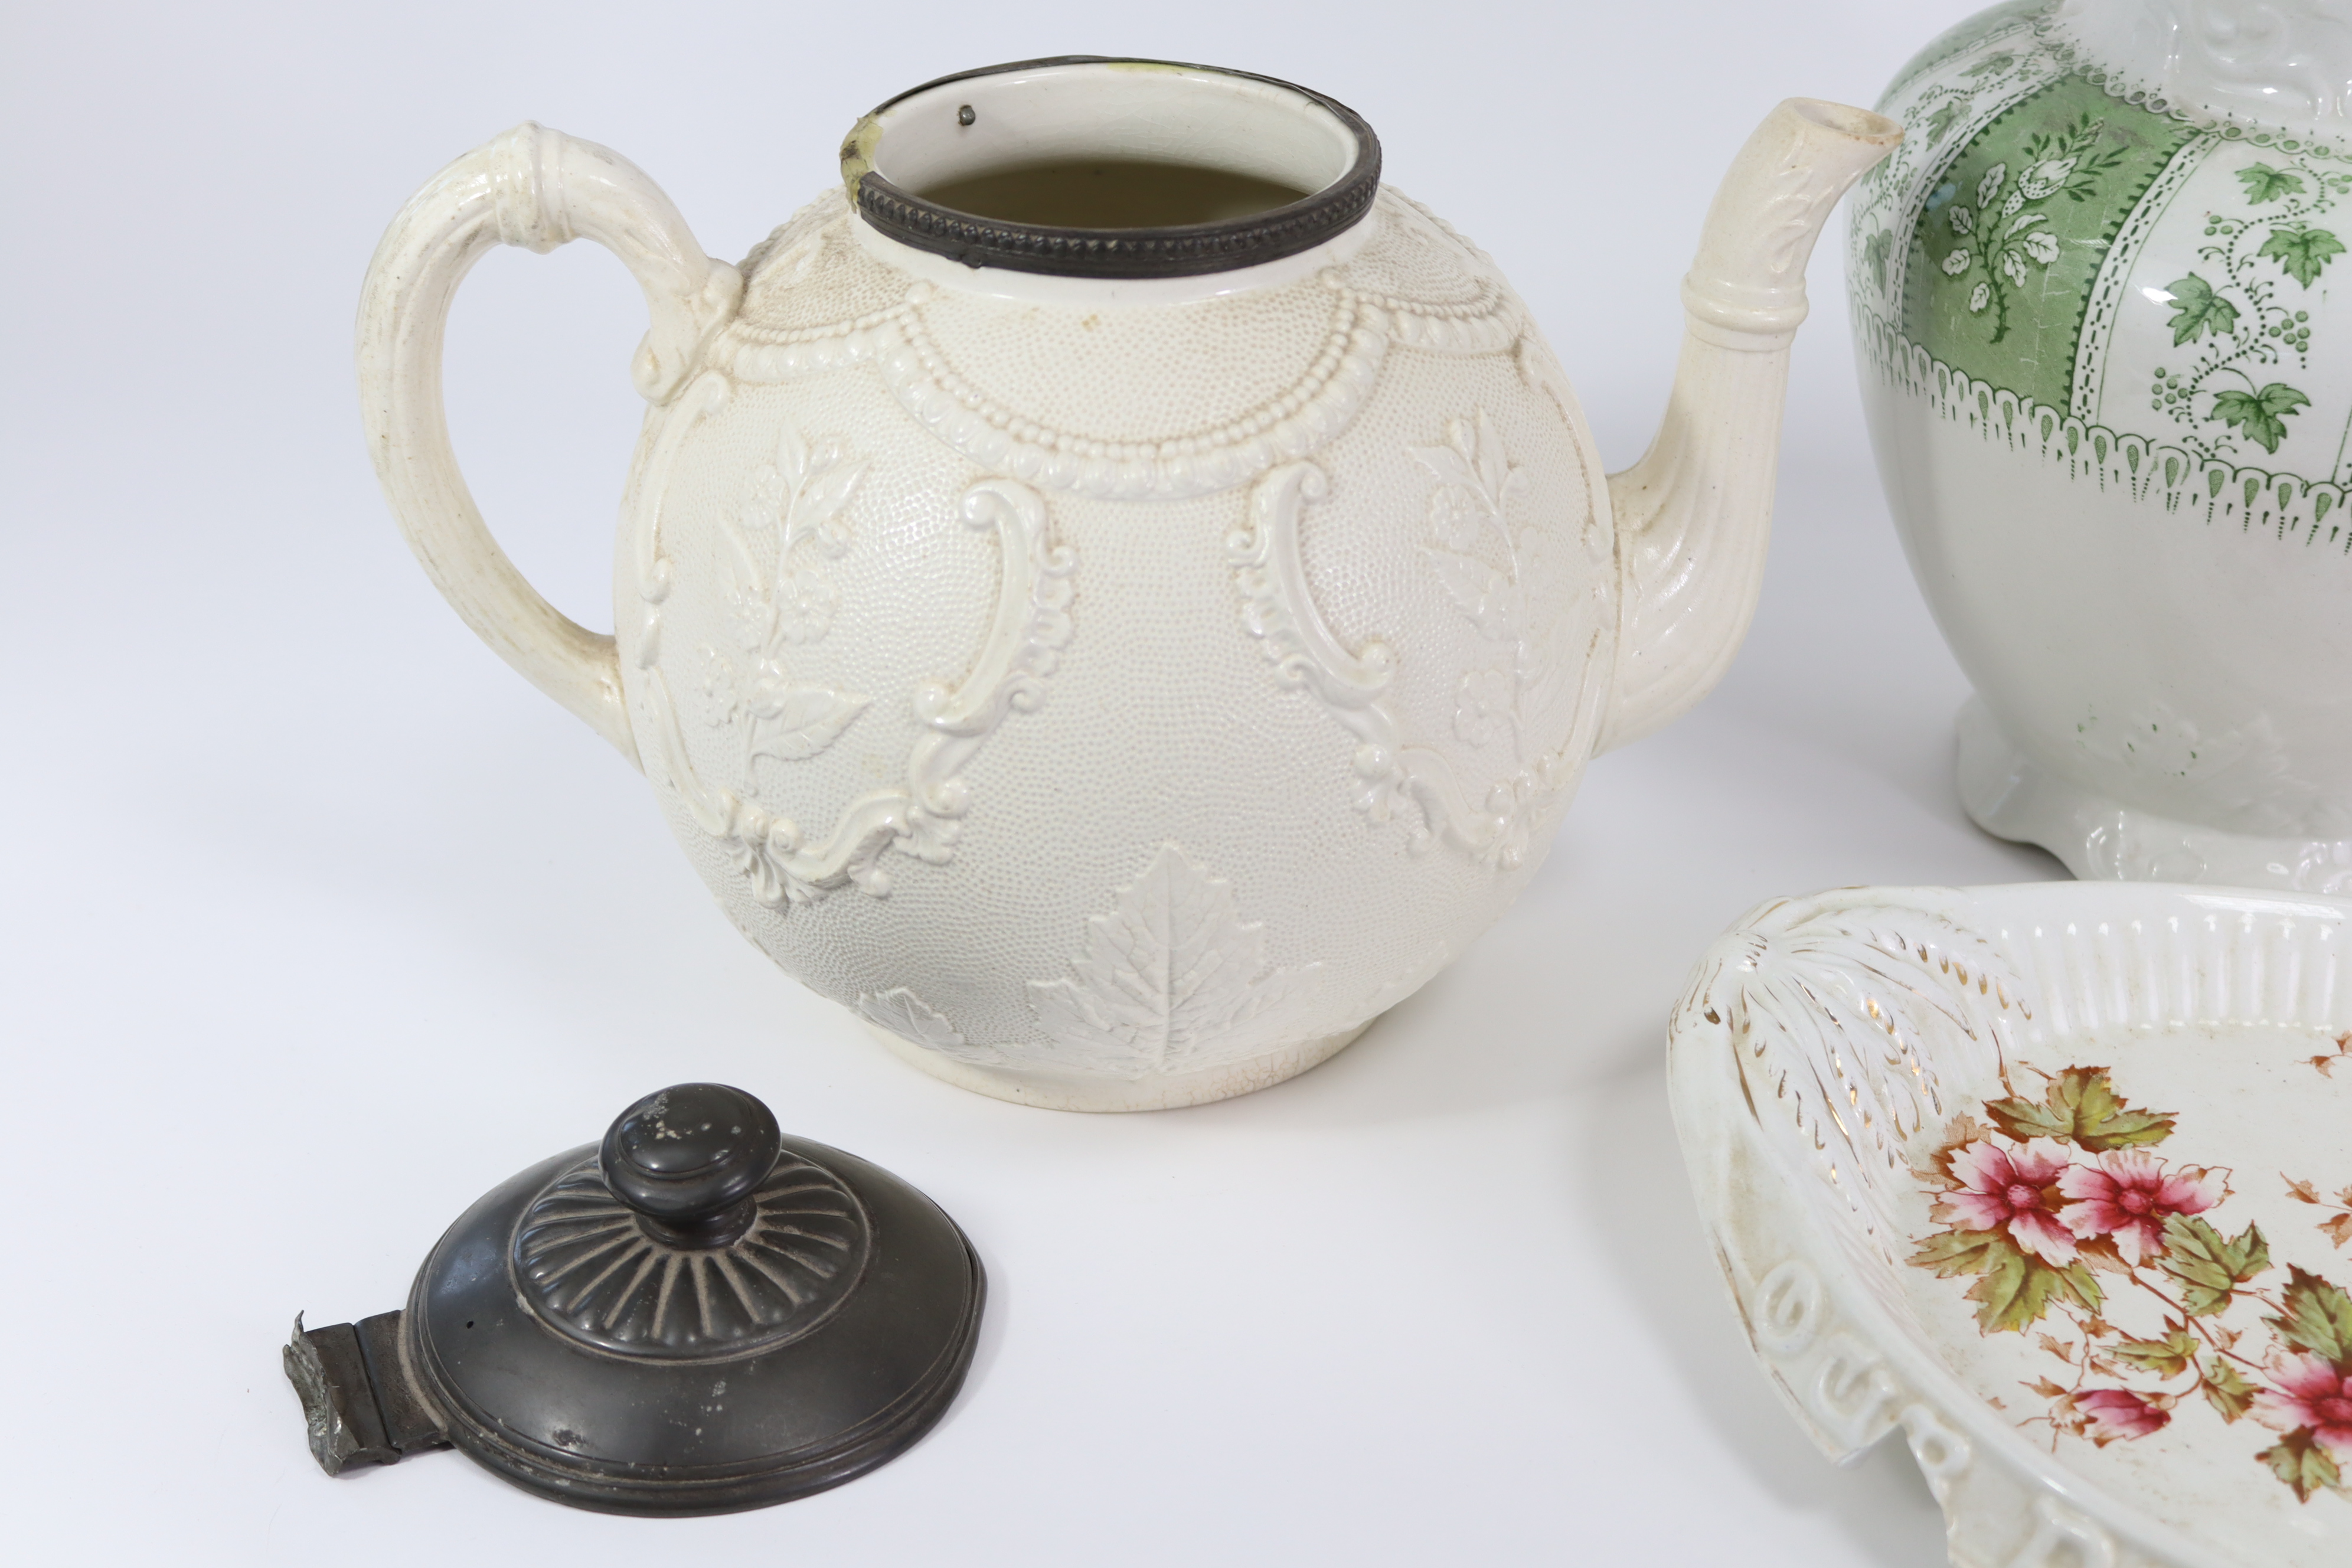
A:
361;58;1897;1110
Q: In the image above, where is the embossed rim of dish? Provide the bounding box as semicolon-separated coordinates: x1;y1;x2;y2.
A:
840;57;1382;278
1668;881;2352;1568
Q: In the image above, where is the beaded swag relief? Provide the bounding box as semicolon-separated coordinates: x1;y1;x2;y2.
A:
627;188;1605;1080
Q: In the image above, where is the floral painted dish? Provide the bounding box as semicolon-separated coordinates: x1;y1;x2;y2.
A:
1670;884;2352;1567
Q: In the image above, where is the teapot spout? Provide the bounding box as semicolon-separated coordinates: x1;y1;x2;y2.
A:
1596;99;1899;752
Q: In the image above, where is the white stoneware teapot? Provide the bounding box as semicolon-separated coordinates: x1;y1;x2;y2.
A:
1853;1;2352;890
362;60;1896;1109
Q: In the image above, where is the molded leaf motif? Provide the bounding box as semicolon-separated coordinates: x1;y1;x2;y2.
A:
744;662;868;763
701;427;873;777
1412;409;1527;555
1423;547;1516;641
1405;408;1591;865
857;986;1005;1068
1027;844;1323;1079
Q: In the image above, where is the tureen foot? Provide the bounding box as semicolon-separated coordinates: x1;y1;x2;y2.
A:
1958;698;2352;892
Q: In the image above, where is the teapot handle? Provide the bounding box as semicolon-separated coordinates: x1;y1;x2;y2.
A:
357;123;743;765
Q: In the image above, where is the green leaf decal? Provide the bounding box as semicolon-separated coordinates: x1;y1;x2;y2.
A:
1910;1227;2012;1278
1965;1246;2102;1335
1983;1066;2175;1150
2158;1215;2271;1315
2211;383;2312;454
2258;224;2346;287
2237;162;2307;204
2265;1265;2352;1369
2163;274;2239;346
1865;229;1893;295
1925;100;1965;146
1962;52;2015;79
2201;1355;2256;1422
2260;1428;2345;1502
2113;1320;2197;1378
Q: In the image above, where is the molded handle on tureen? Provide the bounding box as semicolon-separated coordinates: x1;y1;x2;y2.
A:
357;123;742;765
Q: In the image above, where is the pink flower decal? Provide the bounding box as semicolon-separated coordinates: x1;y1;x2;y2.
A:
2056;1150;2222;1265
1943;1139;2079;1265
2076;1387;2171;1442
2253;1355;2352;1455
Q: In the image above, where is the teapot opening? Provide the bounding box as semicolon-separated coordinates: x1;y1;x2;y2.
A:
842;57;1380;279
914;159;1312;230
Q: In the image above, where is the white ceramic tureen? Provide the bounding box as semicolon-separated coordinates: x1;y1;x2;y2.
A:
362;58;1896;1109
1853;1;2352;891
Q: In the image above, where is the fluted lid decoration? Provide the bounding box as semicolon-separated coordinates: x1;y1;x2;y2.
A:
283;1083;984;1515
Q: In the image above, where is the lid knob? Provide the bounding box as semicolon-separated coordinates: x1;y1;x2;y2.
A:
599;1083;782;1248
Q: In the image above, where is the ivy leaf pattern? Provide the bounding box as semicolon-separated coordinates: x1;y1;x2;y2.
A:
2164;274;2239;346
2239;162;2307;205
1026;844;1323;1079
2210;383;2310;453
2258;223;2346;288
2148;150;2352;460
1984;1066;2176;1150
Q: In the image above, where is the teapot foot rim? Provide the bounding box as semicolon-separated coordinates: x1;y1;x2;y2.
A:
857;1015;1377;1111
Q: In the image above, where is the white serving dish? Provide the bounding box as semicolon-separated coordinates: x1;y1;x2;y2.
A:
1671;883;2352;1567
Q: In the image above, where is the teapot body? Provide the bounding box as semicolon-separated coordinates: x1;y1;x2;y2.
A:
619;187;1615;1108
1852;0;2352;887
364;68;1894;1110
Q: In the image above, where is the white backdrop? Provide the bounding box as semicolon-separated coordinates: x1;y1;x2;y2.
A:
1;2;2055;1562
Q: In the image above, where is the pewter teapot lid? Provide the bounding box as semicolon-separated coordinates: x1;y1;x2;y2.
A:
285;1083;984;1514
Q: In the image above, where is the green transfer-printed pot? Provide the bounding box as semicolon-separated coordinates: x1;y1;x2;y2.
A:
1853;0;2352;888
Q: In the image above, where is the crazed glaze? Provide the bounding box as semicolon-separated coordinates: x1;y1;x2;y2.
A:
359;73;1893;1108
